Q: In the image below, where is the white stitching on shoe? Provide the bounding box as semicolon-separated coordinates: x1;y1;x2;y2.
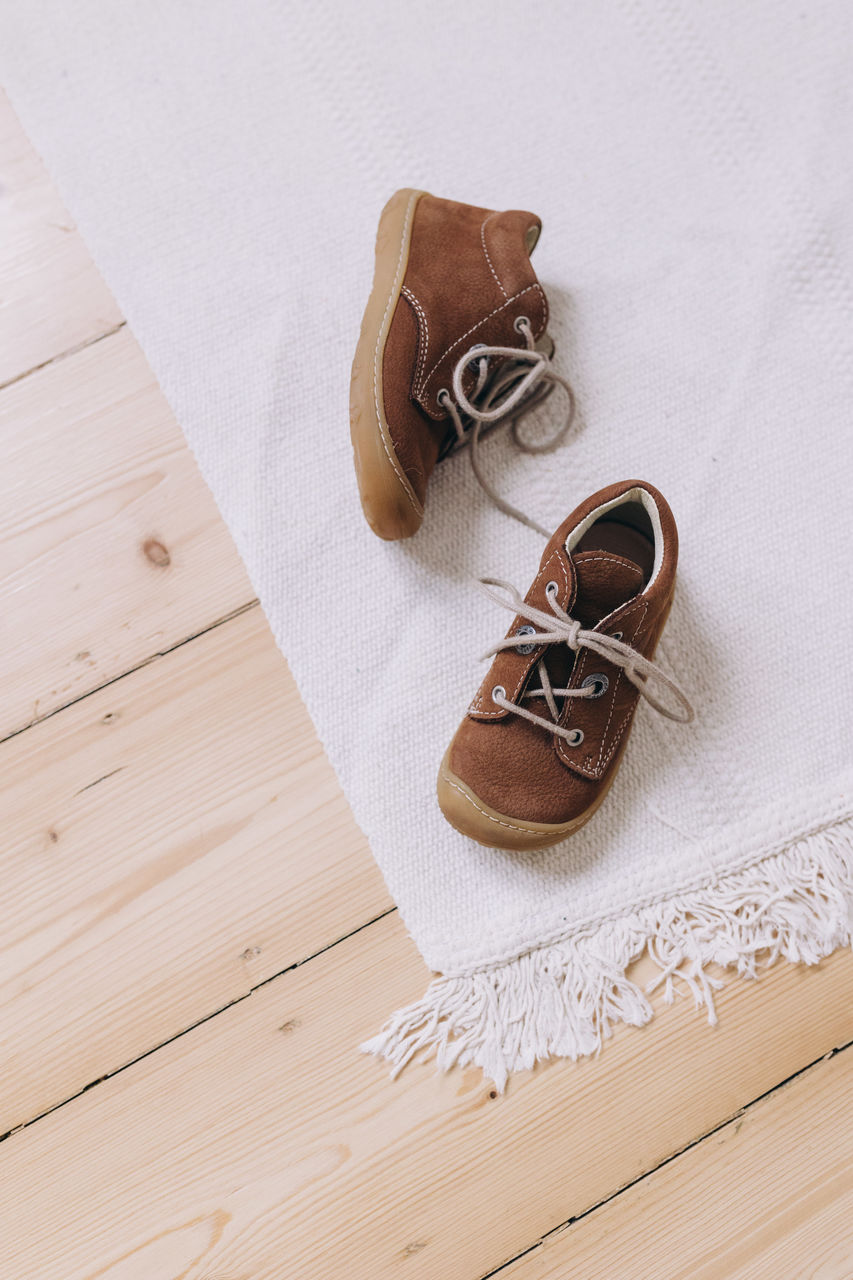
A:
444;774;572;834
560;556;644;764
480;212;507;299
372;191;423;515
570;555;644;576
559;556;645;767
401;284;430;396
420;283;546;396
557;598;649;775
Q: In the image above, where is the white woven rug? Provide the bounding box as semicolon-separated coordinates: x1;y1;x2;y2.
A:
4;0;851;1088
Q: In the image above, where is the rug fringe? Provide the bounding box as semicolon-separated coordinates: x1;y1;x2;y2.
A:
361;822;853;1090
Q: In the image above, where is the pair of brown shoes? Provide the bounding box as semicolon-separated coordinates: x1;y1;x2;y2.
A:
350;190;692;851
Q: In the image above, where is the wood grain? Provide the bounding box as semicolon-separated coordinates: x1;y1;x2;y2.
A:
0;910;850;1280
0;606;390;1133
0;88;122;387
3;76;853;1280
0;326;255;739
505;1048;853;1280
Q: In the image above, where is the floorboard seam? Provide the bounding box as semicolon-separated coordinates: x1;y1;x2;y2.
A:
478;1038;853;1280
0;320;127;392
0;597;261;745
0;905;397;1144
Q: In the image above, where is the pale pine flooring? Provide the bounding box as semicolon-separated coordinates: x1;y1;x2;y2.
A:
1;89;852;1279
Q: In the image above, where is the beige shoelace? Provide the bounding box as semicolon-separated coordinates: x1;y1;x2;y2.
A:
479;577;694;744
438;317;575;537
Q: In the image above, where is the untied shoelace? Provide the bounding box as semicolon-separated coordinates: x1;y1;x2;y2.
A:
438;316;575;538
478;577;695;744
439;319;693;733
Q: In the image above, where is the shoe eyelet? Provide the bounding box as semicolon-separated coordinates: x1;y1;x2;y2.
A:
582;673;609;698
513;314;531;334
515;624;536;655
566;728;584;746
545;580;559;597
467;342;487;371
437;388;451;408
611;631;623;641
492;685;507;705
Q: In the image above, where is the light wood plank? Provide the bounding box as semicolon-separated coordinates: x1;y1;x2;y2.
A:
0;606;390;1133
0;88;122;386
3;74;852;1280
505;1048;853;1280
0;326;254;738
0;911;850;1280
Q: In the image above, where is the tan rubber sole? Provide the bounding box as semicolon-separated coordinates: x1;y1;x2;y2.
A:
436;743;622;852
350;188;428;541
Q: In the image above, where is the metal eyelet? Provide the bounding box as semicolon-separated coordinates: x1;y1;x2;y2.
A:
566;728;584;746
513;314;530;334
515;625;536;655
468;342;487;371
437;388;451;408
582;673;609;698
611;631;623;641
492;685;506;704
545;580;559;597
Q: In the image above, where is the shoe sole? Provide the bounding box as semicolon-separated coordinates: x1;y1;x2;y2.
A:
436;748;617;851
350;188;428;540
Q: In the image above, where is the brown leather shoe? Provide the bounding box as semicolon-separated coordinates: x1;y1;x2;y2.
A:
350;189;573;540
437;480;693;850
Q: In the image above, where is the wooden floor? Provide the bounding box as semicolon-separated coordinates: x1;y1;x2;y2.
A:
1;88;852;1279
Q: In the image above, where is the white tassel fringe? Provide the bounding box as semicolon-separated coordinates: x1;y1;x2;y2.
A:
361;824;853;1091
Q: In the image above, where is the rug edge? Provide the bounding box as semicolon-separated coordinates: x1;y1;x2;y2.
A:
361;819;853;1090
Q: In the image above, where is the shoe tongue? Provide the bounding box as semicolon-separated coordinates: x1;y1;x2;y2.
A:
570;549;645;627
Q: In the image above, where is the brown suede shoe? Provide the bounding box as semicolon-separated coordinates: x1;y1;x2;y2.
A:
437;481;693;850
350;189;573;540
